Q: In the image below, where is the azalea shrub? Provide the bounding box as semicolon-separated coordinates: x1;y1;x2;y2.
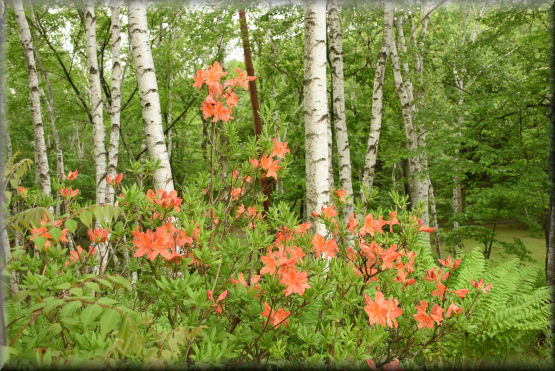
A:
2;63;550;368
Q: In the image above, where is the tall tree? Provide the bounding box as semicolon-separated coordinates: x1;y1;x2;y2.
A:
238;7;272;212
361;0;393;197
83;0;107;205
128;0;174;191
106;0;122;205
13;0;51;196
327;0;353;222
304;0;330;234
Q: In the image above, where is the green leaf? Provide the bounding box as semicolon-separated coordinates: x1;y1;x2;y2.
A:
81;304;103;327
100;309;121;339
55;282;71;290
107;275;132;292
69;287;83;297
60;300;82;318
79;210;92;228
49;227;62;242
65;219;78;234
97;297;118;306
96;278;113;289
50;323;62;336
94;206;106;225
85;281;100;292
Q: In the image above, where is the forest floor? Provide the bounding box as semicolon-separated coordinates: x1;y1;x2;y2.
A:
435;224;546;269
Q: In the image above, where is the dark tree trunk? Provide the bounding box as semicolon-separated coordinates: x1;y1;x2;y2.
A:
238;8;271;213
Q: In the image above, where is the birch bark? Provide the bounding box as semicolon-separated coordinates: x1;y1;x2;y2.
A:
13;0;51;196
128;0;174;191
362;0;393;195
106;1;122;205
84;0;107;205
327;0;353;222
304;0;330;235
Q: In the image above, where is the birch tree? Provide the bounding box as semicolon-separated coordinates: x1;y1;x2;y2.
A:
361;0;393;196
128;0;174;191
106;1;122;205
304;0;330;234
327;0;353;222
13;0;51;196
83;0;107;205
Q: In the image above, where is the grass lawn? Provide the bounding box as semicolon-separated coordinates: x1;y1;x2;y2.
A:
433;223;546;270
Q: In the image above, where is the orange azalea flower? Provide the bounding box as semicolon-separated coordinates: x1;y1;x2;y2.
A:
146;189;182;212
431;281;447;300
60;187;79;198
438;255;462;270
294;222;312;235
470;278;492;294
279;267;310;296
360;213;386;237
346;214;359;233
386;210;401;233
364;291;402;328
88;227;109;243
63;170;78;181
270;139;290;159
261;301;290;328
17;186;28;196
236;204;246;217
417;218;434;233
65;245;95;266
259;155;282;180
207;289;227;315
321;205;338;219
414;301;434;329
260;251;278;276
451;288;470;299
106;172;123;186
446;301;464;317
430;304;444;326
335;188;347;202
311;234;339;258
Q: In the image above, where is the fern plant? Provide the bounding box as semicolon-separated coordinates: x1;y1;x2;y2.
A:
440;248;550;365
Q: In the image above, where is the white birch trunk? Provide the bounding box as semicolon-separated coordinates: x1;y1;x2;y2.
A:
304;0;330;235
128;0;174;191
84;0;107;205
106;1;122;205
13;0;51;196
389;21;419;205
362;0;393;195
327;0;353;222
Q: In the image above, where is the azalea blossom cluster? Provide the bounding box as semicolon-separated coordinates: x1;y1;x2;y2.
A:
193;61;256;123
259;224;312;297
30;215;69;251
60;169;80;200
249;139;290;180
65;245;95;267
261;301;291;329
146;189;183;213
131;221;200;262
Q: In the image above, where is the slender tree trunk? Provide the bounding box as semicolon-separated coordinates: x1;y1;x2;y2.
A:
13;0;51;196
389;17;419;207
452;73;464;253
106;1;122;205
166;23;174;160
238;8;272;212
30;13;64;185
84;0;107;205
304;0;330;235
128;0;174;191
327;0;353;222
428;176;441;258
362;0;393;195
